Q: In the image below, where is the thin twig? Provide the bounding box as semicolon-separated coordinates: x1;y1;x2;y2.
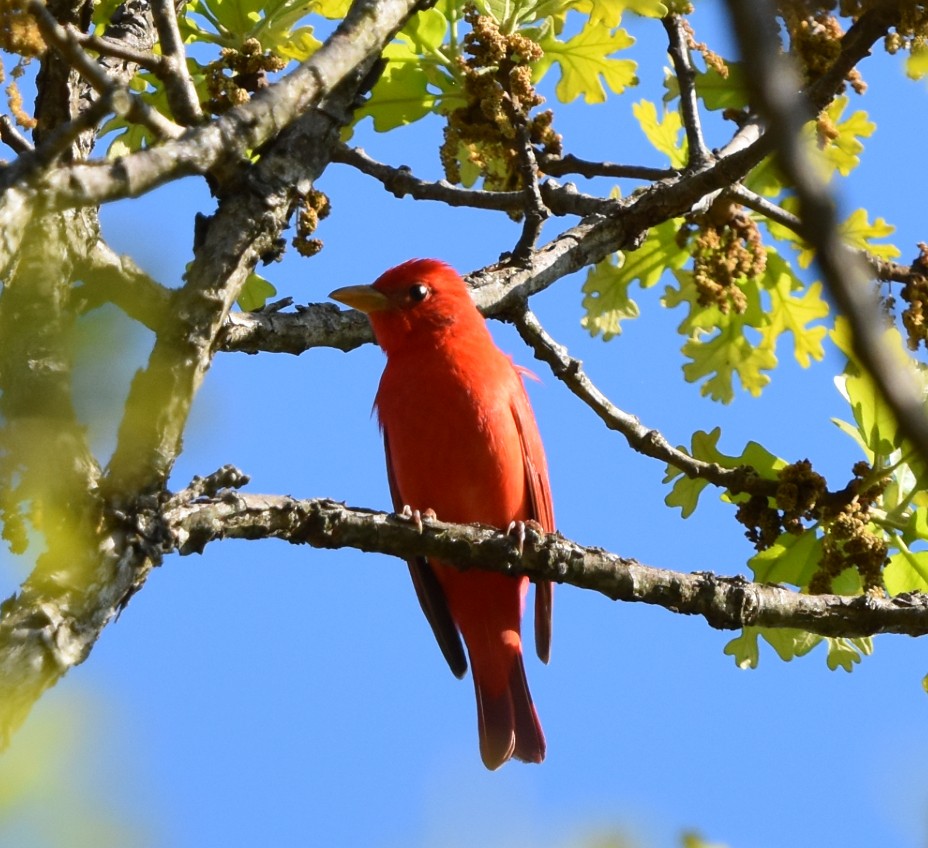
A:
151;0;204;126
663;14;712;168
732;183;924;287
510;121;548;261
334;143;612;217
74;30;165;74
507;304;776;497
0;115;34;154
537;152;677;181
729;183;801;230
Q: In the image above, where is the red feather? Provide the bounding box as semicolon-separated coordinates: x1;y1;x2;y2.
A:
331;259;554;769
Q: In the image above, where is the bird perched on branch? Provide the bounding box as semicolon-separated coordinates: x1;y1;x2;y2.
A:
330;259;554;769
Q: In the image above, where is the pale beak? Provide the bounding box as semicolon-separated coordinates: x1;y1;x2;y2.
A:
329;284;390;314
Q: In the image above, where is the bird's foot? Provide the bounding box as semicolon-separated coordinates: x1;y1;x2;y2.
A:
398;505;437;534
506;519;545;556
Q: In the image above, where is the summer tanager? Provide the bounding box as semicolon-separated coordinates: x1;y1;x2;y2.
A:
330;259;554;769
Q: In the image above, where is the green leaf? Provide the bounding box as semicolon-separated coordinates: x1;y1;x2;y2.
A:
238;273;277;311
902;507;928;545
825;637;871;672
663;427;783;516
842;367;900;457
761;627;821;662
723;627;760;669
839;208;900;261
831;410;872;459
567;0;666;28
682;322;778;403
537;21;637;104
580;255;640;340
581;218;688;340
749;530;822;587
820;96;875;177
694;62;747;111
632;99;686;168
359;61;441;131
884;549;928;595
907;46;928;79
758;252;829;369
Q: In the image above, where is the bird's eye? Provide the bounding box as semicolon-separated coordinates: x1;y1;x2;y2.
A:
408;283;430;302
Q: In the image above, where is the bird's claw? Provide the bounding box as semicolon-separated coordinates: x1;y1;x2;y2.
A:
398;504;437;534
507;519;544;556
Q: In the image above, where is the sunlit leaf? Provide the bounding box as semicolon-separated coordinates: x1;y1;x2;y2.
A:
884;549;928;594
749;530;822;587
820;96;875;177
695;62;747;111
581;219;687;340
723;627;760;669
238;273;277;311
908;46;928;79
632;99;686;168
759;252;829;368
537;22;637;104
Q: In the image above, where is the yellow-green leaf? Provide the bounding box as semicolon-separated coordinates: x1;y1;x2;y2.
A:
749;530;822;587
759;252;829;368
839;207;900;261
359;61;440;131
537;22;637;104
238;273;277;311
581;255;641;340
884;549;928;595
581;218;688;339
682;324;778;403
632;99;686;168
907;46;928;79
568;0;665;27
820;96;875;177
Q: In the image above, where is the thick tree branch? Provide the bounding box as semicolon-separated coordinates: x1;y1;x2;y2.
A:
166;492;928;639
0;0;425;747
75;238;173;331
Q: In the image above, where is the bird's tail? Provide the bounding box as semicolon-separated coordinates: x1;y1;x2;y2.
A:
473;647;545;770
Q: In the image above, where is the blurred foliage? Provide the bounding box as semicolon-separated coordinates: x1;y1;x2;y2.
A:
0;694;150;848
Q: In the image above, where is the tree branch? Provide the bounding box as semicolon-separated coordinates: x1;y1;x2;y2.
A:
165;491;928;639
29;0;184;141
725;0;928;469
333;143;610;217
663;13;712;169
537;152;677;182
150;0;203;126
507;305;775;497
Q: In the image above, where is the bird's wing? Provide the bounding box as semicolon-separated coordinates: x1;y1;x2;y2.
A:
384;428;468;679
510;375;555;665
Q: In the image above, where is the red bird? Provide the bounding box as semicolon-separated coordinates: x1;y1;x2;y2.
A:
330;259;554;769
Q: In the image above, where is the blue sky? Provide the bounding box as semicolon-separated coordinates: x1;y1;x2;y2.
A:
2;5;928;847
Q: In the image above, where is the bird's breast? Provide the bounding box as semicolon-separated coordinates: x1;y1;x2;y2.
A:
376;348;527;528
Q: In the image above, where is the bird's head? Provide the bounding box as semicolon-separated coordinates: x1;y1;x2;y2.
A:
330;259;483;355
